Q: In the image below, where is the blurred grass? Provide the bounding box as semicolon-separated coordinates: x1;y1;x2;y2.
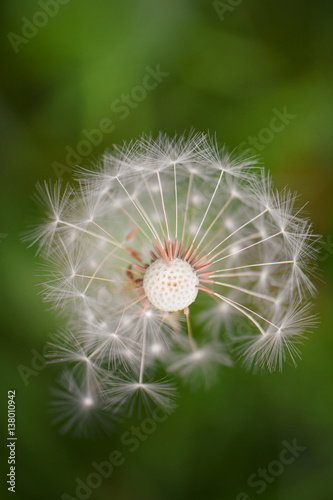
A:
0;1;333;499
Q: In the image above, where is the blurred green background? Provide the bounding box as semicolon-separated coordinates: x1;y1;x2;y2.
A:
1;1;333;499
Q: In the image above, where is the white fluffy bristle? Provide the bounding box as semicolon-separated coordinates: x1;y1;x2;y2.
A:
143;258;199;312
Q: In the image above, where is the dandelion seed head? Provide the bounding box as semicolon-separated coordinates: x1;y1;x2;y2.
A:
26;131;319;434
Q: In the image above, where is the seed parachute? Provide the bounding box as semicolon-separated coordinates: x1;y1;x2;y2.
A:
25;132;319;435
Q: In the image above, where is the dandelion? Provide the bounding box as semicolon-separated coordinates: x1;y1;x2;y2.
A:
26;132;319;434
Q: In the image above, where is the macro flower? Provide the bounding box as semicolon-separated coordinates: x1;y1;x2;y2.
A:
27;132;318;434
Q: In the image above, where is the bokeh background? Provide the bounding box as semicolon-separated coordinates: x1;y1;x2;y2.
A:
1;1;333;499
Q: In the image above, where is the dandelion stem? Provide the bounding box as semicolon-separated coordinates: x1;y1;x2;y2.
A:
184;306;197;351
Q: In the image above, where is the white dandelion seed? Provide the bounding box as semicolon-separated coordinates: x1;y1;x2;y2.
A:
26;132;319;435
50;371;119;437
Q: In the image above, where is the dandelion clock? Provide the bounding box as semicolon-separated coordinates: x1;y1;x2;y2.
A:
26;132;319;435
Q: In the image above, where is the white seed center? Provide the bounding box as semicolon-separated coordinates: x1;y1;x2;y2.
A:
143;258;199;312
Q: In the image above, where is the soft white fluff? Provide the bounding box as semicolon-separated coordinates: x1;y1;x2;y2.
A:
26;132;319;434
